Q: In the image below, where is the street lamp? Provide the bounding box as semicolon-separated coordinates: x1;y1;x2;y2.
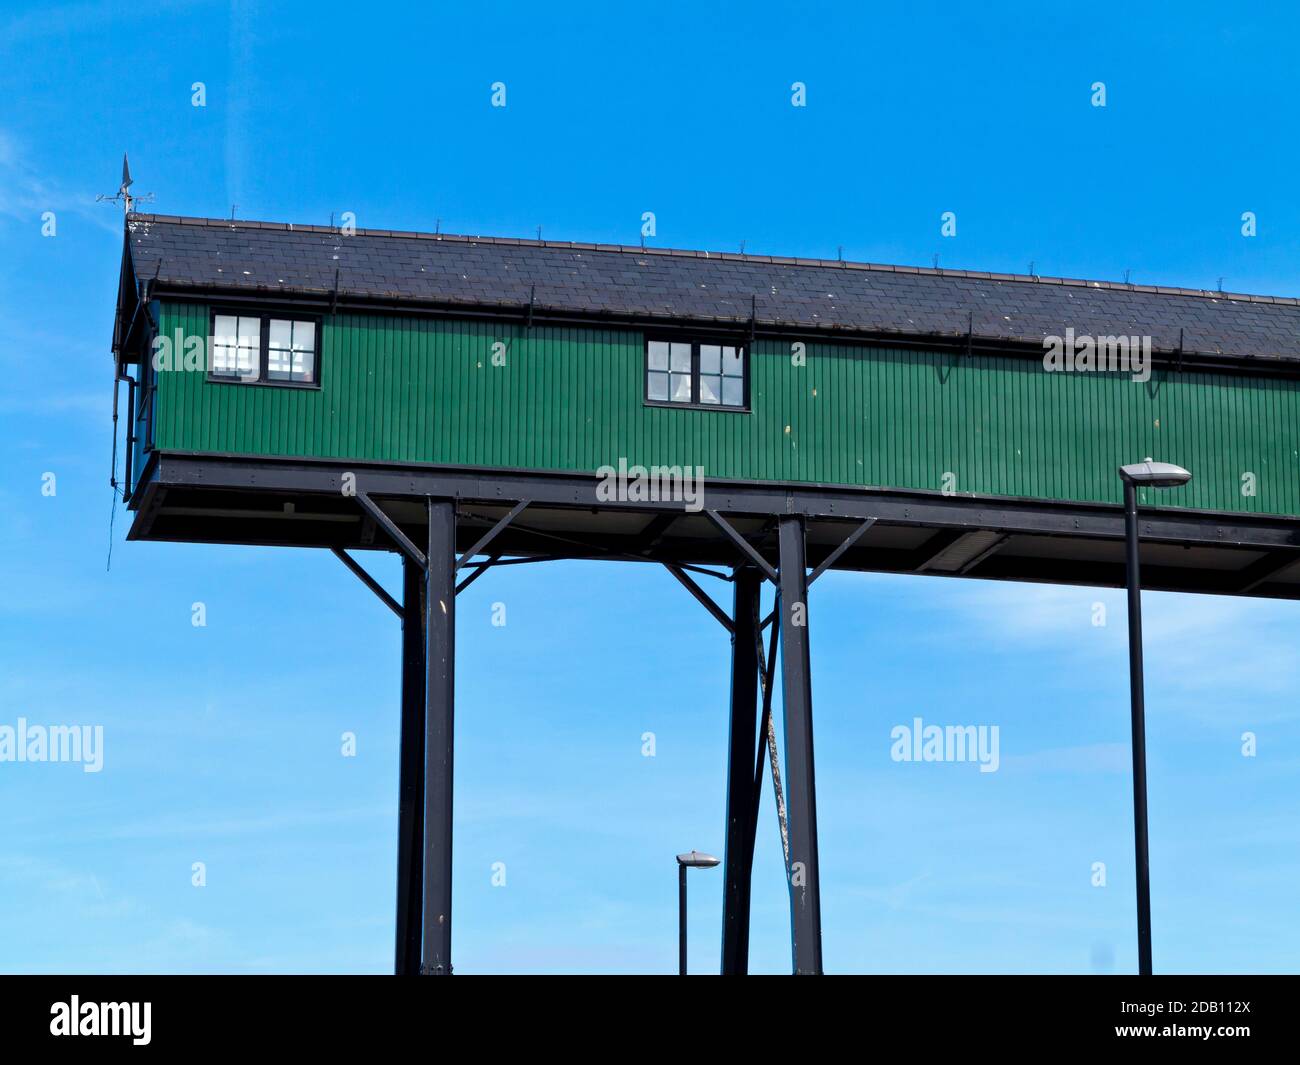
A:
676;850;720;975
1118;457;1191;977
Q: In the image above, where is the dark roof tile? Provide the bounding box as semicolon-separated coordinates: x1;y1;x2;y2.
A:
124;214;1300;361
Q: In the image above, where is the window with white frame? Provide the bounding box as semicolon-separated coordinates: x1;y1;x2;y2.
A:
646;339;747;408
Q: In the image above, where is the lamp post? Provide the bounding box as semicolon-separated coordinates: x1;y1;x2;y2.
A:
1118;458;1191;976
676;850;720;975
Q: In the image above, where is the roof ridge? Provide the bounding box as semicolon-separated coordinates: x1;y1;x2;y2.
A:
124;213;1296;308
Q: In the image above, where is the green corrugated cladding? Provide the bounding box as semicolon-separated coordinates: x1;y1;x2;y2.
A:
148;301;1300;516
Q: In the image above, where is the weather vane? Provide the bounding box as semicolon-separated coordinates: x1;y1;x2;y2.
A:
96;153;155;214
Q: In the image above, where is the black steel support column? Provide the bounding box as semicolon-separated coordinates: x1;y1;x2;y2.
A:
1123;480;1154;976
720;566;762;975
394;558;426;975
422;499;456;974
777;515;823;975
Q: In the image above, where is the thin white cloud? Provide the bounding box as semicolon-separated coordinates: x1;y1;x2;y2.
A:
0;129;122;236
920;578;1300;719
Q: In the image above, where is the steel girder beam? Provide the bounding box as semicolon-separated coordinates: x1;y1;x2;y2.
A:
664;562;735;633
706;510;780;584
421;499;457;975
777;515;823;975
454;553;501;596
958;533;1010;575
1235;550;1300;593
455;499;528;570
394;558;426;975
909;528;971;572
807;518;877;586
720;566;762;974
139;453;1300;557
356;491;427;567
331;547;402;617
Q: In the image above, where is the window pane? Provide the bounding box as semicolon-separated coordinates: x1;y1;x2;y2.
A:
269;319;292;350
267;346;292;377
722;376;744;407
699;374;721;405
238;317;260;347
214;315;238;346
293;321;316;352
213;344;236;374
648;341;669;371
670;343;691;372
700;344;721;374
722;346;743;375
294;350;315;382
647;371;669;401
670;372;692;402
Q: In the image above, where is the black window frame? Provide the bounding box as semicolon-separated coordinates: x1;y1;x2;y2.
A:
643;336;750;412
207;308;323;389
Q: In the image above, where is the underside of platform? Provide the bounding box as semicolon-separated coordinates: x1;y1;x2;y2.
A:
127;450;1300;599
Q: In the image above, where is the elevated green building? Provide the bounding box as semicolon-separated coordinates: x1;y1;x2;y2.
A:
111;214;1300;974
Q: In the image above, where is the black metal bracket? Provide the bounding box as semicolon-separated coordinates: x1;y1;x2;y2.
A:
958;533;1009;575
455;500;528;572
356;491;426;568
331;547;402;617
807;518;877;586
663;563;734;633
455;553;501;595
705;510;779;585
1235;549;1300;594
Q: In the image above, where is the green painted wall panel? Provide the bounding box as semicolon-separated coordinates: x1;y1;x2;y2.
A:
150;301;1300;516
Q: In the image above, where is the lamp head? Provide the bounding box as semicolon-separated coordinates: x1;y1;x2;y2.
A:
1119;458;1192;488
676;851;721;868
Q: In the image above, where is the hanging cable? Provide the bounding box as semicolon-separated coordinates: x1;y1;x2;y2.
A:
752;588;790;872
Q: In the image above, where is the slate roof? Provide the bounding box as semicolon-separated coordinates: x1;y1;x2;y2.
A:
123;214;1300;363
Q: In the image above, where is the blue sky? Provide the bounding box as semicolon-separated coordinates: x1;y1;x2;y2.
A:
2;0;1298;974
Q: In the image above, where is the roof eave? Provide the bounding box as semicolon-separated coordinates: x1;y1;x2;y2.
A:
142;278;1289;378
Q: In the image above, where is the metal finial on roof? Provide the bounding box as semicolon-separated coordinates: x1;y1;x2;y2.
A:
96;152;154;214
